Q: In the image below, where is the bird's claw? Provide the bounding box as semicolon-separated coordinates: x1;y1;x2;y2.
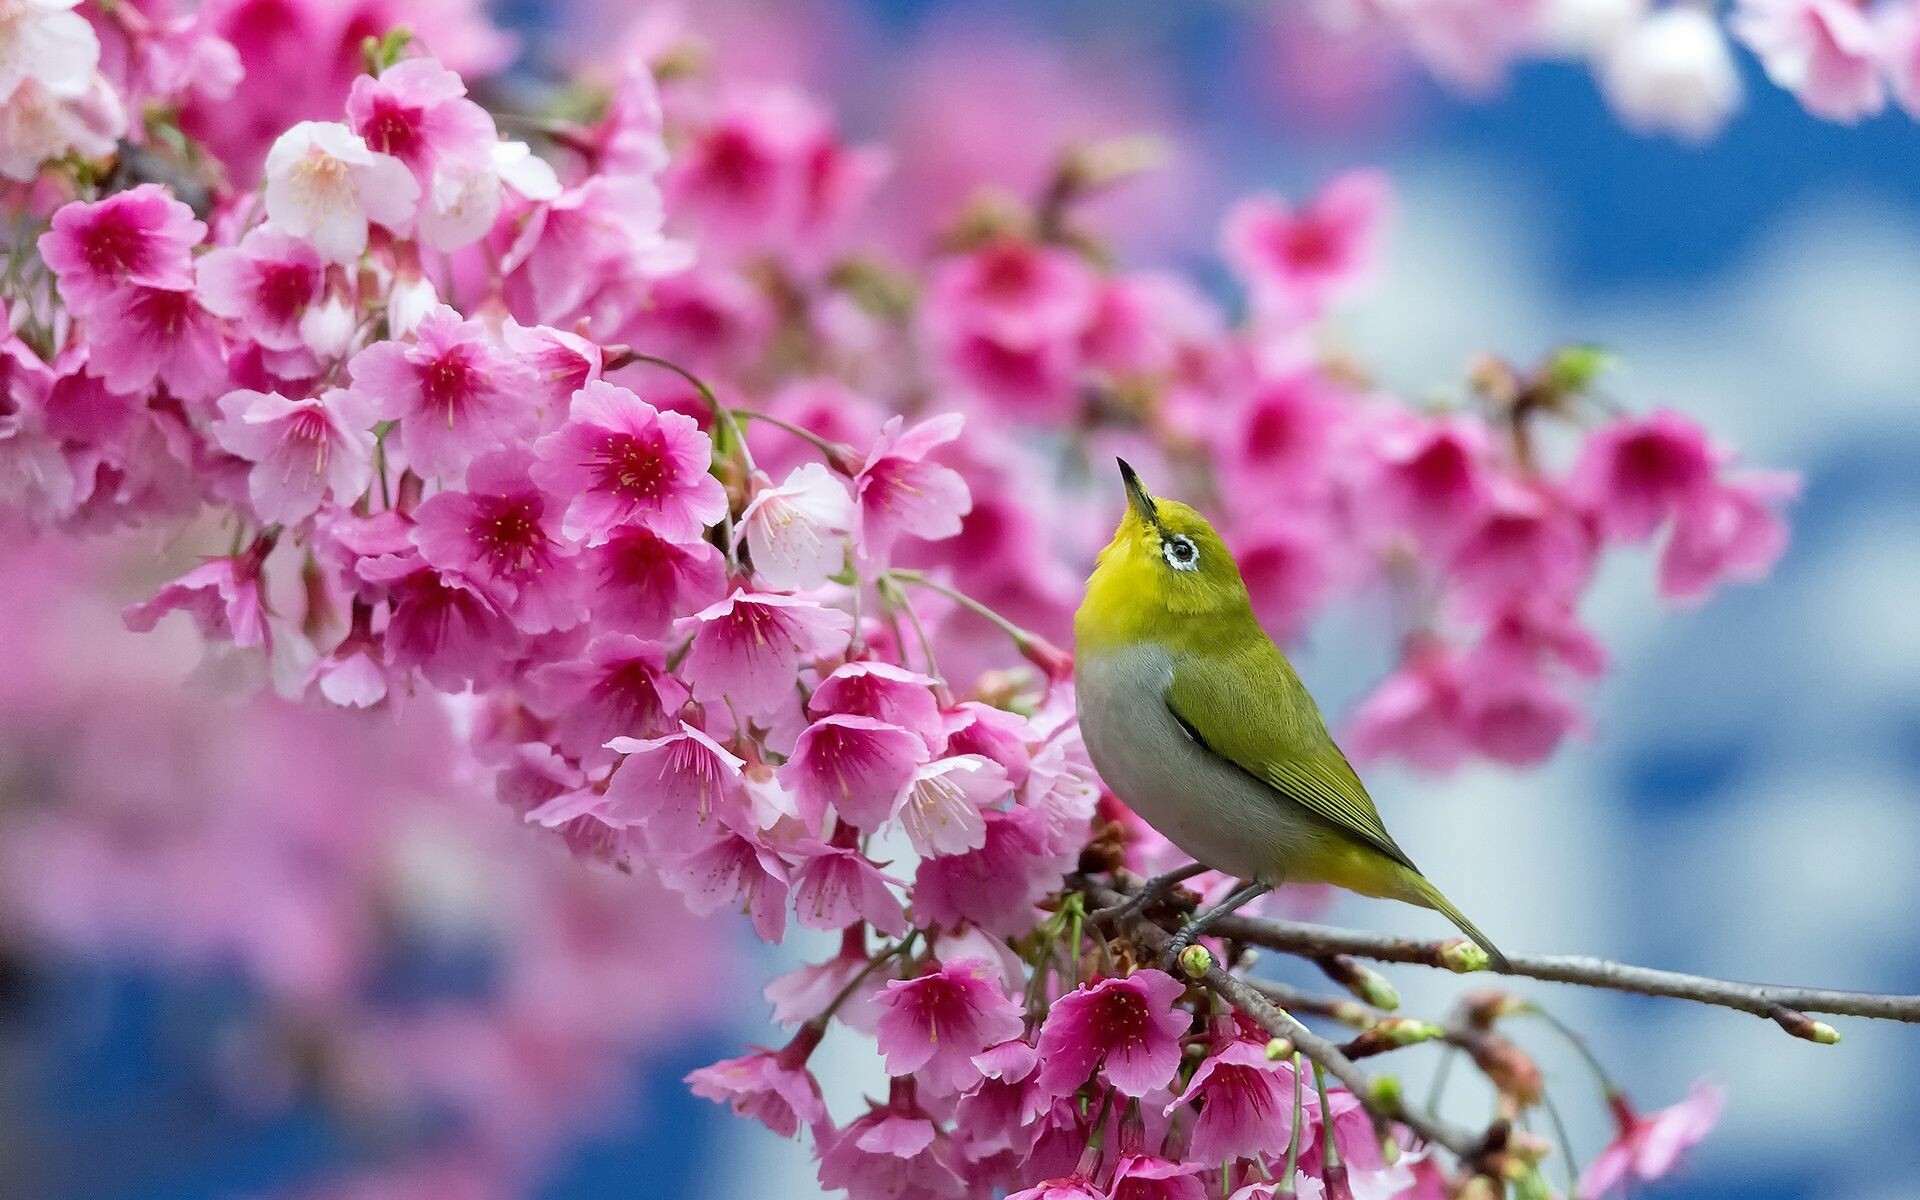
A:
1089;864;1206;927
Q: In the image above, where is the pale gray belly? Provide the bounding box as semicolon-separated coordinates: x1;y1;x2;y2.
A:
1076;643;1324;885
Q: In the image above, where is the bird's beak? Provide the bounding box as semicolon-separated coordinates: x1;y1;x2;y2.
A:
1116;458;1159;527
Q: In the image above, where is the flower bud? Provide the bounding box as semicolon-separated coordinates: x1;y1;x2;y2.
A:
1379;1018;1445;1047
1317;955;1400;1011
1368;1074;1403;1113
1771;1006;1842;1044
1177;943;1212;979
1264;1036;1294;1061
1437;938;1491;974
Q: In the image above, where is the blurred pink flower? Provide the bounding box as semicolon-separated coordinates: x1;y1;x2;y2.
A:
87;284;226;402
1733;0;1885;122
122;547;271;649
1572;410;1717;541
1580;1082;1724;1197
1223;171;1388;322
40;185;204;311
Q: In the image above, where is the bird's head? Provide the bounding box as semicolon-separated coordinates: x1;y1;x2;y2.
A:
1076;459;1255;650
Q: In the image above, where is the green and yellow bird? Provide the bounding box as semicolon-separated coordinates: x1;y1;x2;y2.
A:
1074;460;1510;971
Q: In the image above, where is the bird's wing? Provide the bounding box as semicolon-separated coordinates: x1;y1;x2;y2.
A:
1164;633;1415;870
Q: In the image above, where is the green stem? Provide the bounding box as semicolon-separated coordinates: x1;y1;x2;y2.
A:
1279;1051;1307;1195
733;408;850;462
627;352;758;475
820;931;917;1025
887;569;1035;649
1312;1060;1341;1170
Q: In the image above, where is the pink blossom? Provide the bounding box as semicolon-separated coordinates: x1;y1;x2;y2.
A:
929;237;1099;345
1166;1036;1299;1163
1368;415;1493;550
1449;480;1595;613
603;723;747;850
1220;373;1340;499
1233;518;1333;644
676;590;853;718
0;76;122;183
1034;969;1190;1099
737;462;854;590
523;634;689;763
262;120;419;263
817;1101;967;1200
780;714;930;833
940;700;1035;785
792;841;908;936
1733;0;1885;122
685;1024;828;1139
1108;1155;1207;1200
579;525;726;638
503;174;691;325
411;448;582;633
345;57;495;189
873;958;1025;1094
765;928;887;1032
195;228;326;354
1884;2;1920;118
1580;1082;1723;1197
349;306;531;479
39;185;204;311
211;387;376;523
502;320;603;420
122;548;271;649
1658;472;1796;604
1007;1179;1104;1200
86;285;226;401
810;661;946;751
660;812;792;942
914;804;1065;937
855;413;971;560
530;380;727;545
894;754;1007;858
361;552;519;691
1572;410;1717;541
1222;171;1388;321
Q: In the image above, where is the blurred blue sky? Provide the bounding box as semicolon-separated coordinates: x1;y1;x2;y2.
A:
22;2;1920;1199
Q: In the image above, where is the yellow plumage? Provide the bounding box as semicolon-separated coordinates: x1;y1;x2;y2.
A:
1074;460;1509;970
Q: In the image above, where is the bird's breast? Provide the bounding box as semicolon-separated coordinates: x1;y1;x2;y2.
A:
1075;642;1326;885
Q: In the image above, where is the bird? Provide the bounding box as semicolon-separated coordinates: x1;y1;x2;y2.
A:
1073;459;1510;972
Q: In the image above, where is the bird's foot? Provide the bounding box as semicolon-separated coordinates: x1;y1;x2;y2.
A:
1090;863;1207;927
1156;880;1274;973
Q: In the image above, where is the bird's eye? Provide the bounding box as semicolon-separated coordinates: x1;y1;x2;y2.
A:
1162;535;1199;571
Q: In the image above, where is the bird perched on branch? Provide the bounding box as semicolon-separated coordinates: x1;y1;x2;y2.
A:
1073;460;1510;972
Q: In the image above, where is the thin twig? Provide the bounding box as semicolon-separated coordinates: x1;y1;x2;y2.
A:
1199;912;1920;1027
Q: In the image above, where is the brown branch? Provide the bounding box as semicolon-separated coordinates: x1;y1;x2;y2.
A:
1201;911;1920;1035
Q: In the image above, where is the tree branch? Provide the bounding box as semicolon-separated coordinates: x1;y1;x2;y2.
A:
1199;910;1920;1034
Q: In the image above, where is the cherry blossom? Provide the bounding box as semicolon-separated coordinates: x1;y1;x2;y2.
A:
262;120;420;263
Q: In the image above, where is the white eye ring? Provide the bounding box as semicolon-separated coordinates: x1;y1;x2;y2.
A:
1162;534;1199;572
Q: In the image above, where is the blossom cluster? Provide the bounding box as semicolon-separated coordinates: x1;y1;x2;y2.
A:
0;2;1791;1197
1279;0;1920;140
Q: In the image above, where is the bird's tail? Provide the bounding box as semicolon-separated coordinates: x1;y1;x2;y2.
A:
1409;876;1512;973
